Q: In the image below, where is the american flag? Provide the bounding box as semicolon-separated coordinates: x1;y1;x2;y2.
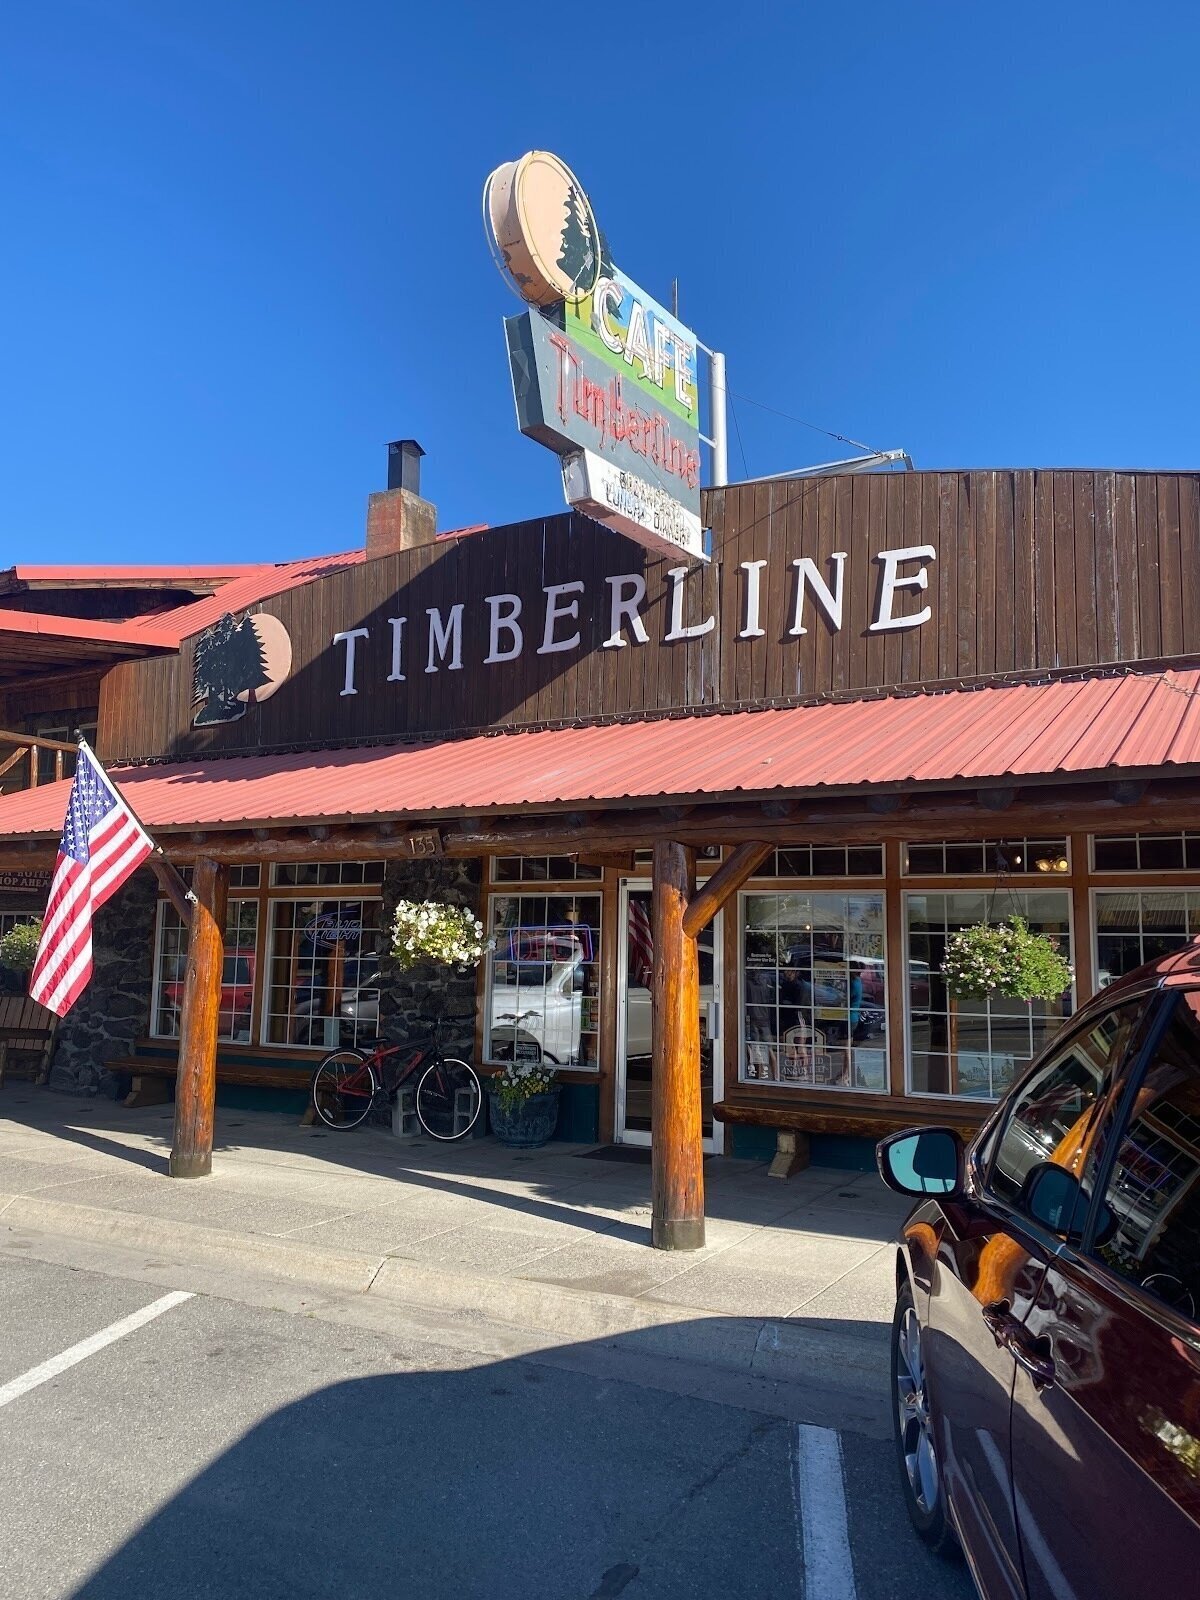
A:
627;895;654;988
29;745;155;1017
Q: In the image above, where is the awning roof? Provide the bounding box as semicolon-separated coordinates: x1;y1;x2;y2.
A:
0;667;1197;840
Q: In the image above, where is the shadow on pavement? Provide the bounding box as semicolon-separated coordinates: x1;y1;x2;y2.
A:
62;1318;909;1600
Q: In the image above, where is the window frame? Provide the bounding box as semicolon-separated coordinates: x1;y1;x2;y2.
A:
736;886;890;1094
149;894;262;1044
978;995;1152;1213
1090;885;1200;992
260;889;385;1051
1090;831;1200;875
901;837;1072;880
1073;989;1200;1330
482;887;604;1072
902;886;1077;1105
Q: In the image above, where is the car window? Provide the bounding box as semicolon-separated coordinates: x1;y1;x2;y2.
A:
987;1003;1146;1217
1090;993;1200;1325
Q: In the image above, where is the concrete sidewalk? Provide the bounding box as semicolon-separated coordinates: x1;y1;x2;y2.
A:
0;1086;908;1423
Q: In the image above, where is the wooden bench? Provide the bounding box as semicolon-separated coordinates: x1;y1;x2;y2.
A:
0;994;59;1088
105;1047;316;1112
712;1099;987;1178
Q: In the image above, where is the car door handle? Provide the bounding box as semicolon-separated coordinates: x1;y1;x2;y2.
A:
982;1300;1057;1390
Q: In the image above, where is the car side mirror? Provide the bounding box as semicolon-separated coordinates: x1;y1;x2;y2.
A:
876;1128;965;1199
1020;1162;1115;1245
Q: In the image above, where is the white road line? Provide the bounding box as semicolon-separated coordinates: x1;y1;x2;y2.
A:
791;1423;857;1600
0;1290;193;1411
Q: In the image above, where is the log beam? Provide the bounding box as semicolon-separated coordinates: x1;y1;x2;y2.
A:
169;857;227;1179
650;841;705;1251
682;841;773;938
5;774;1200;869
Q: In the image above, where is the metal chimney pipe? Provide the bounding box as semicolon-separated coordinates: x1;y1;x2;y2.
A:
387;439;425;494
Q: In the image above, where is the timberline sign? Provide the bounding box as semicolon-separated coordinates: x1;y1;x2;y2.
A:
487;150;705;564
329;544;938;697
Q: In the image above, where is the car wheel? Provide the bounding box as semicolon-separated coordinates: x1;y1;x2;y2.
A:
892;1278;957;1556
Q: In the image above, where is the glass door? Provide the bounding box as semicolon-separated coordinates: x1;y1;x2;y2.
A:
615;882;724;1153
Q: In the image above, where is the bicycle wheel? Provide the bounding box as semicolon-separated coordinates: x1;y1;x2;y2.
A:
415;1056;482;1141
311;1050;378;1130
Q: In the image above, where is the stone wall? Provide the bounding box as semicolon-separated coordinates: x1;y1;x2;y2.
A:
49;872;157;1094
377;856;482;1062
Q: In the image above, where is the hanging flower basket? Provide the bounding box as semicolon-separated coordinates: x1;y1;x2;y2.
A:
0;919;42;974
390;901;486;971
941;917;1072;1002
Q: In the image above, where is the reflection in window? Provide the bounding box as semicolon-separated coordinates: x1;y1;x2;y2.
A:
740;892;887;1091
265;897;382;1048
1095;890;1200;986
485;893;601;1069
1093;996;1200;1325
988;1003;1142;1211
907;891;1073;1099
152;900;259;1043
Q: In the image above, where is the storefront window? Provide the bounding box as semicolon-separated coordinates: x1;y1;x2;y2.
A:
151;900;259;1043
485;893;602;1069
906;891;1073;1100
265;897;382;1048
756;845;884;878
491;857;602;883
740;892;888;1091
271;861;384;888
1095;890;1200;985
1092;831;1200;872
903;838;1070;876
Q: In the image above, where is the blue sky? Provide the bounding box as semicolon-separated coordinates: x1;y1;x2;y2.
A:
2;3;1198;565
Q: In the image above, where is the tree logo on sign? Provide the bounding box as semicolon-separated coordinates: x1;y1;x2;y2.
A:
192;612;293;726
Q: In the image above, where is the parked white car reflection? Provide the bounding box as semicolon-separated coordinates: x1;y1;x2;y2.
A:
490;958;585;1064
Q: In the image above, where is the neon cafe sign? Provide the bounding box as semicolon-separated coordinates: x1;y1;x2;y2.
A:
485;151;706;562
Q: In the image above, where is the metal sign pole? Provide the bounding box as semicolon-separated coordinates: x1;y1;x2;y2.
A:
709;350;728;488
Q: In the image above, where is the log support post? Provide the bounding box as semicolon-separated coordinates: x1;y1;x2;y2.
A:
651;841;703;1251
169;857;227;1179
651;839;773;1251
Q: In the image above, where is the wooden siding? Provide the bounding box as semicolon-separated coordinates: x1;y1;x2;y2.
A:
98;470;1200;763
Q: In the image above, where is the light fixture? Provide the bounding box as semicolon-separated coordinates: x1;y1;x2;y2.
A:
1035;856;1070;874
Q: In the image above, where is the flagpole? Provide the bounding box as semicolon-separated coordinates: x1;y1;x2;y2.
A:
73;733;197;927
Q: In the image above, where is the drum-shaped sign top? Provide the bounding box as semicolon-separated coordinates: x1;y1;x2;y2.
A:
485;151;601;307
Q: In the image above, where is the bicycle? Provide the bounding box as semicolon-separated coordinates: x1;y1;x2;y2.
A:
310;1014;482;1140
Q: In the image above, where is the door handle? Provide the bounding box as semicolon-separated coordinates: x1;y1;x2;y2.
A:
982;1301;1057;1390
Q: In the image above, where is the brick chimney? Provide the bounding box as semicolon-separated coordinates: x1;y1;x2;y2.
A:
366;439;437;557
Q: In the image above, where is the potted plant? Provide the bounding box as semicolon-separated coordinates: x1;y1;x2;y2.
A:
0;919;42;976
941;917;1073;1002
487;1057;561;1149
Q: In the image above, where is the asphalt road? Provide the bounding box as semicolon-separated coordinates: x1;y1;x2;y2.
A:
0;1254;977;1600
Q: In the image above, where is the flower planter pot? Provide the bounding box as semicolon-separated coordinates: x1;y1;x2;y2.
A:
487;1086;561;1149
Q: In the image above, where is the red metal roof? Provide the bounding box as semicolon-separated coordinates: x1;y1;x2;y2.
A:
0;608;176;647
2;564;263;584
123;550;369;644
0;668;1197;839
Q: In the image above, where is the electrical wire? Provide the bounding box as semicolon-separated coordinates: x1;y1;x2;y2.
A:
729;391;750;481
725;387;879;456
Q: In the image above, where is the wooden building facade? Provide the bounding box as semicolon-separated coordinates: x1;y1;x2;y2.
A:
3;465;1200;1245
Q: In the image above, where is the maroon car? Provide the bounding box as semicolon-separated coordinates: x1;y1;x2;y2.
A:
877;942;1200;1600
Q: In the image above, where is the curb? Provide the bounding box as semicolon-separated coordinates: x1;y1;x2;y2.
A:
0;1193;381;1295
0;1190;888;1396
